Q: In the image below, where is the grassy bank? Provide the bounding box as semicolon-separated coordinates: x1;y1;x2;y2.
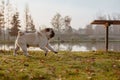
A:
0;51;120;80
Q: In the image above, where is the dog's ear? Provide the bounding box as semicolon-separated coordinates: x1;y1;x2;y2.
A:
50;30;55;38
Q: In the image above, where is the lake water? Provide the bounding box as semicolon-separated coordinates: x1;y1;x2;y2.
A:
0;42;120;52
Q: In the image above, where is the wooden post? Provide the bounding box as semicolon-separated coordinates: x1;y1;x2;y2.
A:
105;25;109;51
105;23;110;52
105;26;109;52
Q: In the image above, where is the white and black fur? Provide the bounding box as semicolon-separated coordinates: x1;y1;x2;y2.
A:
14;28;58;56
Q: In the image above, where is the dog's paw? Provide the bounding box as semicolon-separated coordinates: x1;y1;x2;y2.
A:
45;53;48;56
54;51;58;54
24;54;31;57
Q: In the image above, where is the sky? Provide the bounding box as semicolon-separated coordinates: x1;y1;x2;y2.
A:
6;0;120;29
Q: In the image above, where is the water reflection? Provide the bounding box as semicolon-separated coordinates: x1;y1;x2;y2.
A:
51;42;88;51
0;42;120;51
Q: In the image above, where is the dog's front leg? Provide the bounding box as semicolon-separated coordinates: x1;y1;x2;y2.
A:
46;43;58;54
40;46;48;56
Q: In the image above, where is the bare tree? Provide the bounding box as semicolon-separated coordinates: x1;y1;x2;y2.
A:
5;0;14;29
25;4;36;32
0;0;5;35
64;16;72;33
51;13;64;32
51;13;64;41
0;12;4;35
27;15;36;32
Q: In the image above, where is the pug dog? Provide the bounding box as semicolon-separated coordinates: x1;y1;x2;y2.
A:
14;28;58;56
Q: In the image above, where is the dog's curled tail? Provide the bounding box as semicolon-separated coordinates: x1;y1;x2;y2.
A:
18;31;24;36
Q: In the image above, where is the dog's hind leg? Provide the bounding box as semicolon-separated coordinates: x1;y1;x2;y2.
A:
14;44;20;56
20;45;29;56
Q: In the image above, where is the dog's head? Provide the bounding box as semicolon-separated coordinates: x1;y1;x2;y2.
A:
44;28;55;39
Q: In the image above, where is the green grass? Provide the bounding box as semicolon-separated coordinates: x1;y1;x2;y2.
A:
0;50;120;80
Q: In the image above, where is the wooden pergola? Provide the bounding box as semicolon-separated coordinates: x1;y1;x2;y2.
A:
91;20;120;51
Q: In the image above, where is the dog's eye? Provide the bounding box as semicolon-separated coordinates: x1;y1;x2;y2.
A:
45;28;50;32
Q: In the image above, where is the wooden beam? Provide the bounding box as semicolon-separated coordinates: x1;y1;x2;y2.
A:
105;24;109;52
91;20;120;25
